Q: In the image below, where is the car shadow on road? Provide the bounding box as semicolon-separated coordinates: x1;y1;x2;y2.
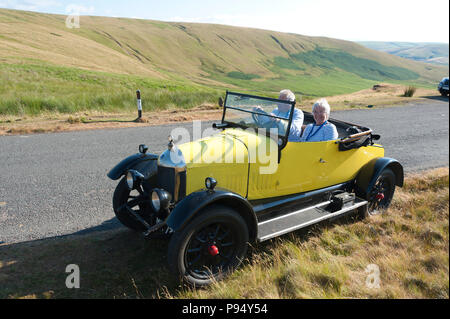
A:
0;212;363;299
0;218;181;299
421;95;449;102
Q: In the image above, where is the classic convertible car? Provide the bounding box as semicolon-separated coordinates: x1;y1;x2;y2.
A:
107;91;404;286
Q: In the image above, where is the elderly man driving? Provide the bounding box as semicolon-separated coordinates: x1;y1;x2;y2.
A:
255;89;304;142
300;98;338;142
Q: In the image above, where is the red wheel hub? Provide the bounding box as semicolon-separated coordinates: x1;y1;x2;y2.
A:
208;245;219;256
375;193;385;201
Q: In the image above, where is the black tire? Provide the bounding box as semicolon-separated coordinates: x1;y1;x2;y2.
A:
112;178;151;231
360;168;396;218
167;205;249;287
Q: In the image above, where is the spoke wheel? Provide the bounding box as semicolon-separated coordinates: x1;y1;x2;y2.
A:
112;177;154;231
185;223;237;280
366;168;396;216
168;205;249;287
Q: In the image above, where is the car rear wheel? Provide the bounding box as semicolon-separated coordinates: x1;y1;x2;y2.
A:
360;168;396;218
167;205;249;287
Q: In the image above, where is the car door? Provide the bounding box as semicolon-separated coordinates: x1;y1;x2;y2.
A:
247;140;385;200
247;141;318;200
315;140;385;189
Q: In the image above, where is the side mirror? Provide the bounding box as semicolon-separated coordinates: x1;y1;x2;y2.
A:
218;97;224;107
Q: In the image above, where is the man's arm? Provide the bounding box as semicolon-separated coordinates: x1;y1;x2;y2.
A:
288;109;304;140
253;106;271;124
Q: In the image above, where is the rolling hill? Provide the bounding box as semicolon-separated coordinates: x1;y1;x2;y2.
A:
0;8;448;115
358;41;449;65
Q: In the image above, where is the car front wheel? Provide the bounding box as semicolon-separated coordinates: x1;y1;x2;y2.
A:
112;177;153;231
167;205;249;287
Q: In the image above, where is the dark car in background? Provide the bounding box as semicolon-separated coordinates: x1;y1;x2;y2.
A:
438;77;449;96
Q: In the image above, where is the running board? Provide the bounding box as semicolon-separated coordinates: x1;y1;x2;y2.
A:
257;198;367;242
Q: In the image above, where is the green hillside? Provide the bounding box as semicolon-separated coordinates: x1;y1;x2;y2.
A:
0;8;447;116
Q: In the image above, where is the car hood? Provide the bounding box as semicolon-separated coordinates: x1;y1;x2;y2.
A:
177;128;278;166
177;130;248;166
176;128;266;197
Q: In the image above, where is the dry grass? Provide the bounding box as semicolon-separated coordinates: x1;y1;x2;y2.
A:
174;168;449;299
309;83;441;110
0;168;448;299
403;86;417;97
0;104;222;135
1;85;445;136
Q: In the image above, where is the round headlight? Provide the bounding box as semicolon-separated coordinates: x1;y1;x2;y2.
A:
151;191;161;212
151;188;172;212
125;170;145;191
126;171;134;190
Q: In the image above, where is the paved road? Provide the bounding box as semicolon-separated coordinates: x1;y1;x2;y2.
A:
0;99;448;244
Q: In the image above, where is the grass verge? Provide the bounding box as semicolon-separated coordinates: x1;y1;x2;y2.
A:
0;63;222;116
0;168;448;299
1;83;445;136
0;61;439;119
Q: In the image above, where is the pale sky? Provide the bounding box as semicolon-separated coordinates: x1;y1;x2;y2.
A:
0;0;449;43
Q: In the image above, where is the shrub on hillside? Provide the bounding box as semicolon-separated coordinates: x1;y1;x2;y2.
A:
403;86;417;97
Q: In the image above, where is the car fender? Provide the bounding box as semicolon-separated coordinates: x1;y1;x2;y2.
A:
166;188;258;242
107;153;158;180
355;157;404;199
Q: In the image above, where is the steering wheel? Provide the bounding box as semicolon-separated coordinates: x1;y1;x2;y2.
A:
252;113;285;134
251;107;269;126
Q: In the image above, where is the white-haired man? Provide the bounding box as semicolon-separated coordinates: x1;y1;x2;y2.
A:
255;89;304;142
300;98;338;142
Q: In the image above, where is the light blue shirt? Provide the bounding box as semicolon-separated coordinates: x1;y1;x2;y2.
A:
271;108;304;142
300;122;339;142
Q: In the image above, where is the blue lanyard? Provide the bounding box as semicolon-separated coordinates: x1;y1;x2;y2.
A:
305;121;327;141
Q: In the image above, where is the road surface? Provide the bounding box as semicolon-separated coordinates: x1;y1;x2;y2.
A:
0;99;448;244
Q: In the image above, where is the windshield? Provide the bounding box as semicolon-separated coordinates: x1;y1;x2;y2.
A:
223;92;294;138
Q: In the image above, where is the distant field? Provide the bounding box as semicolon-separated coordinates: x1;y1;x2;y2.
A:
0;8;448;116
359;41;449;66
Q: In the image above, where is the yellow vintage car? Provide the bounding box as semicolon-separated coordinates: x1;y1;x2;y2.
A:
107;91;404;286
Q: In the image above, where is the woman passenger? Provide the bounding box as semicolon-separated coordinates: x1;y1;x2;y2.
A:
300;99;338;142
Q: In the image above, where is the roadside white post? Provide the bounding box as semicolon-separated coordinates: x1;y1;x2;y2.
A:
136;90;142;119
